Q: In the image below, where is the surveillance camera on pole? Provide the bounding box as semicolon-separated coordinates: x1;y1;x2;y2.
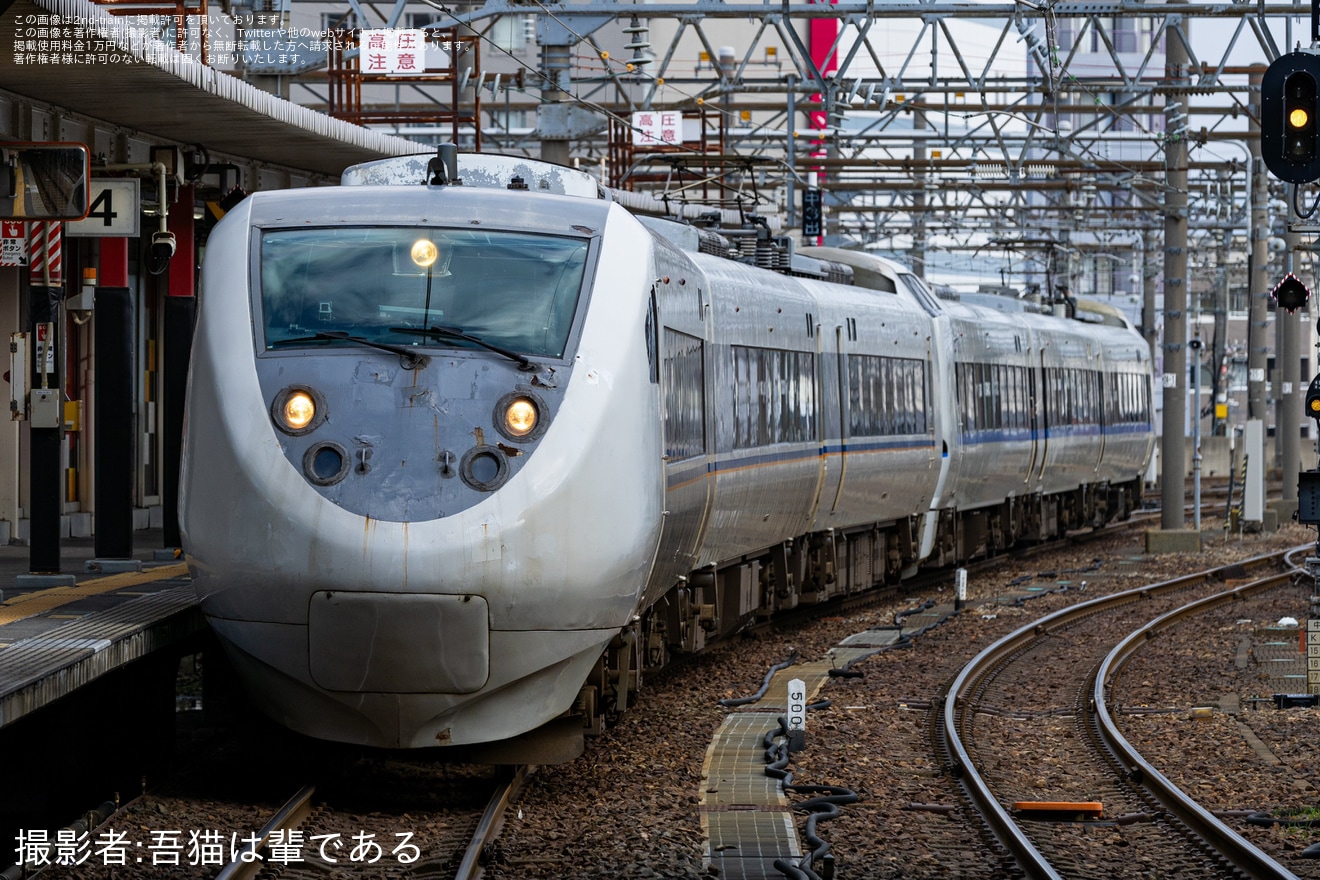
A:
150;230;176;263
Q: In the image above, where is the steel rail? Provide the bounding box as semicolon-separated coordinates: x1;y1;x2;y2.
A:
1093;563;1309;880
214;784;316;880
454;764;530;880
942;548;1293;879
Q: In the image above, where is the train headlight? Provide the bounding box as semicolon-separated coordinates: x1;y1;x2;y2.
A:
411;239;439;268
271;386;327;435
504;398;537;437
494;391;547;442
284;392;316;430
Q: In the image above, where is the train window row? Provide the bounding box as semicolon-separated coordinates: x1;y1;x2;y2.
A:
1044;367;1102;427
848;355;928;437
1104;371;1152;425
732;345;817;449
663;329;707;459
956;362;1032;434
664;338;1145;462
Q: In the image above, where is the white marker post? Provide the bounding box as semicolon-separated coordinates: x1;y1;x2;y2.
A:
787;677;807;752
1309;596;1320;696
955;568;967;611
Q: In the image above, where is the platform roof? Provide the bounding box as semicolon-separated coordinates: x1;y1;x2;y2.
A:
0;0;423;178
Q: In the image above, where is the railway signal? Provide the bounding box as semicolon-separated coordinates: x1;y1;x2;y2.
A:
1262;51;1320;183
1271;272;1311;312
1306;372;1320;421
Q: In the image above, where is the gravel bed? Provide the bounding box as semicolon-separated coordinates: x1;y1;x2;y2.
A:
17;523;1317;880
1116;573;1320;876
497;522;1320;879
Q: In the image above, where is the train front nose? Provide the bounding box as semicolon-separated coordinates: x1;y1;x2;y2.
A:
307;592;490;694
183;189;661;752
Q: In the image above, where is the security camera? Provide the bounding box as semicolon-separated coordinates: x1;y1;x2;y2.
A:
151;231;177;263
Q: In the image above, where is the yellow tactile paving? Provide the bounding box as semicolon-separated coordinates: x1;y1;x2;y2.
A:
0;562;189;626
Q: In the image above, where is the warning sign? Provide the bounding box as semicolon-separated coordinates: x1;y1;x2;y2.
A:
0;221;26;267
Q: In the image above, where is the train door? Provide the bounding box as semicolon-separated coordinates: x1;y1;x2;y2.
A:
821;319;846;516
1095;370;1107;475
1031;355;1048;484
652;255;714;583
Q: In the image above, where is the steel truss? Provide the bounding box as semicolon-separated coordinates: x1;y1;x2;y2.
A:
281;0;1307;277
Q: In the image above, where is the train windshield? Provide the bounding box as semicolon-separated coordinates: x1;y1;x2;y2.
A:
258;227;590;359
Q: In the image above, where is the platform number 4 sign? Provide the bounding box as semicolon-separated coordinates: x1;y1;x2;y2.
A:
64;180;140;238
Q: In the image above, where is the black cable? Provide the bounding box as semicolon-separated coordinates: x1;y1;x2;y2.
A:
1294;182;1320;221
893;598;936;626
1245;811;1320;828
782;783;858;880
753;714;857;880
718;652;798;707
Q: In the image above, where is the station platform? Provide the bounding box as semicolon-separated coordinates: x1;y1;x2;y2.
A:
0;531;203;733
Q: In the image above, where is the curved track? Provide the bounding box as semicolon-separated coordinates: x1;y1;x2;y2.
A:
942;548;1305;880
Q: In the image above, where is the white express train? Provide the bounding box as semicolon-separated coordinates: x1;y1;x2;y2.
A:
179;150;1155;762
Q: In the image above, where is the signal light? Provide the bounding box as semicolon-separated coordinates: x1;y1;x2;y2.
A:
1262;51;1320;183
1271;272;1311;313
1307;373;1320;421
1286;72;1317;161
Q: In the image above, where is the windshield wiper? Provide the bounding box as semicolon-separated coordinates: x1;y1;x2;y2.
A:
269;330;429;369
388;325;535;371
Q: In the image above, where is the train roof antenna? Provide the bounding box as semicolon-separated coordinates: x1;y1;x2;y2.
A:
427;144;462;186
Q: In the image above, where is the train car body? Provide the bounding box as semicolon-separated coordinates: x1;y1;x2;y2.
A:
181;152;1154;761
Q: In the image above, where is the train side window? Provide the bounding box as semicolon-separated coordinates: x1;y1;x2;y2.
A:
993;364;1005;431
1046;368;1059;427
733;345;815;448
1007;366;1018;431
848;356;863;435
1089;370;1100;425
646;292;659;384
662;328;705;459
1018;366;1028;430
979;363;992;433
733;345;751;448
957;363;973;434
915;360;927;433
900;360;914;434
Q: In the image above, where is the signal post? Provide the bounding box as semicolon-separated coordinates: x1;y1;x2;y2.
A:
1263;41;1320;537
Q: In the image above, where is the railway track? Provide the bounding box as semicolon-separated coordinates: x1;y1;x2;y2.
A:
215;765;529;880
940;547;1308;879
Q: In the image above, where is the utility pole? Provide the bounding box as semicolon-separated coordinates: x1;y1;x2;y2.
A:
1142;228;1159;360
1248;66;1270;423
1279;224;1303;515
1160;4;1190;532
